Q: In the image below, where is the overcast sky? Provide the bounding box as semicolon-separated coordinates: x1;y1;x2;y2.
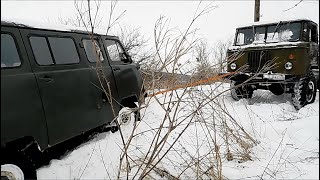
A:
2;1;319;45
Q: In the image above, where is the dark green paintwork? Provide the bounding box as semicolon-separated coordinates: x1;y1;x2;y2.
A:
1;22;144;150
227;20;319;77
228;44;311;75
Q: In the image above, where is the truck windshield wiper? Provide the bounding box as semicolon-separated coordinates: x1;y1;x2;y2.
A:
272;21;282;39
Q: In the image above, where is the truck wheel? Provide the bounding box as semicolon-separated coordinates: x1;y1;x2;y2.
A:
269;84;285;95
1;150;37;180
305;74;317;104
230;81;253;100
291;73;317;110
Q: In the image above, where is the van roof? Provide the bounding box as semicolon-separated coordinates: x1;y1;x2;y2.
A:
1;17;117;38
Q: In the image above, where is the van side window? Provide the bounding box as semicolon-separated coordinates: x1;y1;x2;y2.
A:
83;39;104;63
1;33;21;68
30;36;54;65
48;37;80;64
105;40;124;62
30;36;80;65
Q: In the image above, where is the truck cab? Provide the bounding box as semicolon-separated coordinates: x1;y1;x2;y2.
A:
226;19;319;110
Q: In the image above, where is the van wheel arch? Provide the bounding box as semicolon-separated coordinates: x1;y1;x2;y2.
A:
1;137;41;179
120;96;141;121
3;136;43;167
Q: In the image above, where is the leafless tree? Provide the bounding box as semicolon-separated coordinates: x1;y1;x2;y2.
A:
115;25;154;65
193;40;215;80
212;39;233;73
59;1;274;179
283;0;304;12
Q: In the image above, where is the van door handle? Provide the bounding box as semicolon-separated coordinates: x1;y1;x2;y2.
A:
113;67;120;71
39;75;54;83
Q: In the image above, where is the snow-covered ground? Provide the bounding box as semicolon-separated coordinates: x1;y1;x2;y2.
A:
37;83;319;179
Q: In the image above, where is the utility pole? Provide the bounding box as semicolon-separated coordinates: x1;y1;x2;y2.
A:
254;0;260;22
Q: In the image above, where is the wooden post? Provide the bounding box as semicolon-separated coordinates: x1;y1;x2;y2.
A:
254;0;260;22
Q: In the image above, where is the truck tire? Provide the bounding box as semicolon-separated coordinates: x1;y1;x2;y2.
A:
291;73;317;110
230;81;253;100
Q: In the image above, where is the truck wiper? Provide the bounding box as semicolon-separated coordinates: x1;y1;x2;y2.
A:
272;21;282;39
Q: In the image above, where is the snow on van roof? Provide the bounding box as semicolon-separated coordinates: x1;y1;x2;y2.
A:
237;18;315;29
1;16;107;35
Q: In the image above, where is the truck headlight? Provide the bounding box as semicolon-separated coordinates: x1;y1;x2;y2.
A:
284;62;293;70
230;63;237;70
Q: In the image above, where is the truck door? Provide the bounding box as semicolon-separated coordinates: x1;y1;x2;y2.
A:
1;26;48;149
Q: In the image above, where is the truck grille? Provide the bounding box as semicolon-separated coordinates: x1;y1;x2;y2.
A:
247;50;271;72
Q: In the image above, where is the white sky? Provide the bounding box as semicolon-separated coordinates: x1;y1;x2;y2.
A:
2;0;319;47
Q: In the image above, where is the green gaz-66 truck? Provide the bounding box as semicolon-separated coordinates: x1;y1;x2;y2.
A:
225;19;319;110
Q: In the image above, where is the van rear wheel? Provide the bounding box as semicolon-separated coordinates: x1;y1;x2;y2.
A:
1;149;37;180
1;164;25;180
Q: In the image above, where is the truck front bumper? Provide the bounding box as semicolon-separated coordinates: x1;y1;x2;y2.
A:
219;72;299;83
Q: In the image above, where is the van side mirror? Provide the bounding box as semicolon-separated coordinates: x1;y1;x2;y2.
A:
120;52;132;63
127;54;133;63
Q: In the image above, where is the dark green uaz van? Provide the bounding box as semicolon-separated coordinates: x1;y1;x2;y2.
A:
1;20;145;179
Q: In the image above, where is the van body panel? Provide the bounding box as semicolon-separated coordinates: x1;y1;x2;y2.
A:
102;36;144;101
19;29;119;146
1;26;48;149
1;21;145;151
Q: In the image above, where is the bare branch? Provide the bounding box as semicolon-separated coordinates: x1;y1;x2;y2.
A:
283;0;303;12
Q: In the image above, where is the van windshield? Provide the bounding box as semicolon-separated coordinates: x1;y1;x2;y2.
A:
235;22;301;45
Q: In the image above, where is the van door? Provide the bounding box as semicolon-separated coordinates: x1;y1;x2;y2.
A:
1;27;48;149
102;37;143;102
81;37;121;116
19;29;113;146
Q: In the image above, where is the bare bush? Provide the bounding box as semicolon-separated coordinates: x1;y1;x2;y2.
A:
114;2;263;180
66;1;277;179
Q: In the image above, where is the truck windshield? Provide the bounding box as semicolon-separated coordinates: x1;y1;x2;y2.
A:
235;22;301;45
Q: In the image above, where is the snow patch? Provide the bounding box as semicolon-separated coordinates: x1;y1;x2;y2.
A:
36;84;319;179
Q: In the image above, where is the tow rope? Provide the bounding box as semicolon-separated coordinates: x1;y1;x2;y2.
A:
148;72;236;97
